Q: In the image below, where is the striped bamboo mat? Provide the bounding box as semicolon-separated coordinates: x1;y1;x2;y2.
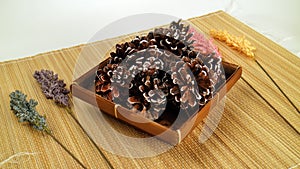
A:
0;11;299;168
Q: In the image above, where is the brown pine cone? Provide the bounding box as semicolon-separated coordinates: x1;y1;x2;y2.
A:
95;20;225;124
108;20;194;65
110;48;181;121
154;20;194;48
95;63;118;100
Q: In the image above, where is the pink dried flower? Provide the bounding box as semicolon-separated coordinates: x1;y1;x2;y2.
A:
188;27;222;57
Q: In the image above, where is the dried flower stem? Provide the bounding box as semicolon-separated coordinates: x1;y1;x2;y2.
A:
34;70;114;168
241;77;299;135
66;105;114;169
210;29;299;114
255;60;300;114
47;133;87;169
9;90;87;169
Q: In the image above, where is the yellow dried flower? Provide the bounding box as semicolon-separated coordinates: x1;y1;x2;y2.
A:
210;29;256;58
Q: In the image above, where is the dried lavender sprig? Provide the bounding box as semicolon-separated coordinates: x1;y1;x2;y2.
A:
9;90;87;169
9;90;51;134
33;69;70;107
33;70;114;168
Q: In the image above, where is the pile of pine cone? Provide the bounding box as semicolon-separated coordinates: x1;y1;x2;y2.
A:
95;20;225;125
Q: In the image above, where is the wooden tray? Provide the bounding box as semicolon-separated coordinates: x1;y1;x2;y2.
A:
71;58;242;145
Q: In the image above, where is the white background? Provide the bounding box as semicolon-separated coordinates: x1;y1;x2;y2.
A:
0;0;299;61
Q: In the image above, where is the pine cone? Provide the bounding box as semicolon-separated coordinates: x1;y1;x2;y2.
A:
108;20;194;65
95;25;190;100
95;20;225;123
9;90;50;132
154;19;194;47
110;48;181;121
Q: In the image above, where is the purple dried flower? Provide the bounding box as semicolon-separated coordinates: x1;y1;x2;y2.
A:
34;69;70;107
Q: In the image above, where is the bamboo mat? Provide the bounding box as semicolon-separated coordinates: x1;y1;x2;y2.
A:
1;11;299;168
